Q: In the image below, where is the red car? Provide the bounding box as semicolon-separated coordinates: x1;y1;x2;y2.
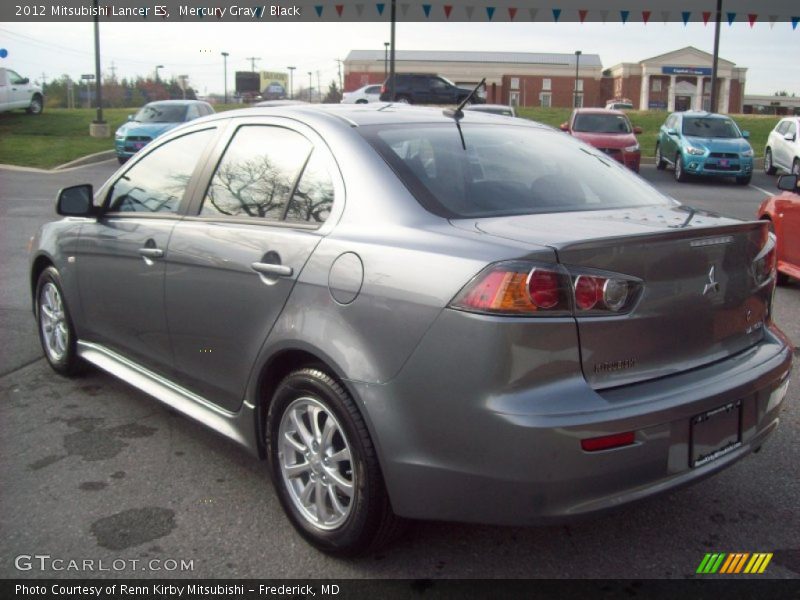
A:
759;174;800;285
560;108;642;172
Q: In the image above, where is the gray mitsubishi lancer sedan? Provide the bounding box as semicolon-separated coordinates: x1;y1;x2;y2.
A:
30;104;793;555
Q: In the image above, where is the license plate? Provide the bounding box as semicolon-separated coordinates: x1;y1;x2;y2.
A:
720;159;729;167
690;400;742;468
133;142;145;149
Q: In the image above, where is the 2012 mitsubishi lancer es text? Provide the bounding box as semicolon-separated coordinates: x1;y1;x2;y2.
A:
30;104;793;555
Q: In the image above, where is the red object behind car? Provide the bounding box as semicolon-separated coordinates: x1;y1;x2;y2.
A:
561;108;641;172
759;174;800;285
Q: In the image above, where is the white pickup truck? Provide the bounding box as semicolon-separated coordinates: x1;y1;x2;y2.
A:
0;68;44;114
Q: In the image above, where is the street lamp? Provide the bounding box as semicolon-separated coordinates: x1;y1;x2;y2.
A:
384;42;390;80
308;71;313;102
221;52;229;104
287;66;296;99
155;64;164;83
574;50;582;108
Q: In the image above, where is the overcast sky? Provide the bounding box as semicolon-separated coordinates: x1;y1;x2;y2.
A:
1;20;798;98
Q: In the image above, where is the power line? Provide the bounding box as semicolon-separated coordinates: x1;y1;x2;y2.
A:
245;56;261;71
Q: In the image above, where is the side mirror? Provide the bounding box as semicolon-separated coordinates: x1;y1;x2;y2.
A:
559;122;569;132
19;77;30;84
633;126;643;135
784;132;796;142
57;184;95;216
666;128;678;136
127;114;134;121
777;174;798;192
741;130;750;139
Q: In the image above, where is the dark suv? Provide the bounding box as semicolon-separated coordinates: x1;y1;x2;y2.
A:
379;73;484;104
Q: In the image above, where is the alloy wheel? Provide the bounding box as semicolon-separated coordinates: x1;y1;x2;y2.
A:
39;282;69;363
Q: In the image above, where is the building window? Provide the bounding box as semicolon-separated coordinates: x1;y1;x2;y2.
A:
652;79;662;92
574;94;584;108
542;78;551;91
510;77;520;90
540;92;551;108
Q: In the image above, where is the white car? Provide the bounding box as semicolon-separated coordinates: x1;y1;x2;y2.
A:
340;84;382;104
0;68;44;114
764;117;800;176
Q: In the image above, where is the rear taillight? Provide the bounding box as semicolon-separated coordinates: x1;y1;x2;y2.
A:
752;233;777;287
450;261;641;317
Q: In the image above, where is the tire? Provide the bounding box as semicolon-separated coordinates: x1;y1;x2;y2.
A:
35;267;84;376
674;153;688;182
793;158;800;176
655;143;666;170
395;95;411;105
736;175;752;185
764;148;776;175
355;99;368;104
776;272;790;286
266;368;403;555
117;156;128;165
26;94;43;115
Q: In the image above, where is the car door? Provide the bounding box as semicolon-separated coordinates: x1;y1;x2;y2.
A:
776;191;800;268
778;121;797;171
5;70;29;108
76;127;218;374
661;114;679;161
164;121;340;411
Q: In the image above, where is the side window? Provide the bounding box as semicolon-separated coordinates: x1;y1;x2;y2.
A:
186;104;200;120
366;86;381;94
785;122;796;137
201;126;312;220
775;121;788;135
107;129;215;214
285;151;335;225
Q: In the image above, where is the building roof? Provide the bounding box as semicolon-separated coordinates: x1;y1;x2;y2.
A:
345;49;602;67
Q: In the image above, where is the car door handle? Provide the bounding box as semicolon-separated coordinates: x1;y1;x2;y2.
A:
251;262;293;277
139;248;164;259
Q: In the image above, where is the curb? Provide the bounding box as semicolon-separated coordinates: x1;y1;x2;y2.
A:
54;150;116;170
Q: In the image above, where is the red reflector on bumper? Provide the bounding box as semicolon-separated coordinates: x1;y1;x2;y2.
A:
581;431;635;452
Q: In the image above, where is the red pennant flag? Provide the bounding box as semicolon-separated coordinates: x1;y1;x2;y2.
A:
443;4;452;18
508;7;517;20
748;13;757;27
579;9;588;23
335;4;343;16
642;10;650;24
702;11;711;25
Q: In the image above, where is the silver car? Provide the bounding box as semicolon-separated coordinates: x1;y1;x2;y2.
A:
30;105;792;555
764;117;800;176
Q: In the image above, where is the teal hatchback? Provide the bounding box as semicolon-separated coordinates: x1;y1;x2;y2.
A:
655;111;753;185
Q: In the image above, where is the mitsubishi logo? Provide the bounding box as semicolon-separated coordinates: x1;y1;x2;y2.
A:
703;265;720;296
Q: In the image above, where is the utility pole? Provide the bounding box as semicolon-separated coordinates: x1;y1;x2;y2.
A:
287;66;296;99
40;72;47;92
91;0;107;135
308;71;313;102
221;52;229;103
109;61;117;81
245;56;261;72
335;58;343;93
316;71;321;100
389;0;396;100
710;0;723;112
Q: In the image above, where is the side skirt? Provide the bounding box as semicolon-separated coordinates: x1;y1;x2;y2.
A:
77;341;260;455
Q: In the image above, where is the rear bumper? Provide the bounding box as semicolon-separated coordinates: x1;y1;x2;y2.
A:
352;312;792;525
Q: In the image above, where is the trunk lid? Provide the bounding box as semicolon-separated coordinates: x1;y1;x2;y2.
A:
463;206;772;388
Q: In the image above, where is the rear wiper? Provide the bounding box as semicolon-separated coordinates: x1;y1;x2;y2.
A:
443;78;486;151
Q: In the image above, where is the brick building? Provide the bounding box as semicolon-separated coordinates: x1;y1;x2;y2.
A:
343;46;746;113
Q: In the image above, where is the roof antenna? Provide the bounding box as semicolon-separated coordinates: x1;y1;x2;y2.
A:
443;77;486;121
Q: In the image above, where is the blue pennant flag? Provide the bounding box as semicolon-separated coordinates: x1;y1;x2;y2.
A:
486;7;495;20
792;16;799;29
376;3;384;16
620;10;629;24
315;5;323;17
422;4;431;17
727;12;736;25
682;11;690;25
552;8;561;22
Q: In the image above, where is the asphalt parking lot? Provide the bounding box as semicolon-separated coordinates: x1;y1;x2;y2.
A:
0;159;798;579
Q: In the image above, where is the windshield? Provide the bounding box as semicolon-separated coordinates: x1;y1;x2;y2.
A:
133;104;188;123
361;123;672;218
682;117;741;138
573;113;632;134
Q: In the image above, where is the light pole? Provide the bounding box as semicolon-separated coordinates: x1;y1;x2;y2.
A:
287;66;296;99
155;64;164;83
574;50;582;108
384;42;389;80
90;0;107;137
308;71;313;102
221;52;229;104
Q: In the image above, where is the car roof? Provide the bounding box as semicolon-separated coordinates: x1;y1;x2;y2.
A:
574;108;627;116
199;103;549;129
676;111;730;119
144;99;208;106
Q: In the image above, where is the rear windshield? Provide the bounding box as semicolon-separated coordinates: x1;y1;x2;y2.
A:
682;117;741;138
360;123;671;218
573;113;632;134
134;104;188;123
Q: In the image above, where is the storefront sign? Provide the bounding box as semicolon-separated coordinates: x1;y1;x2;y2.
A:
662;66;713;76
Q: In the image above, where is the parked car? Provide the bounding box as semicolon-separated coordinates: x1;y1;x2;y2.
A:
560;108;642;172
464;104;516;117
758;174;800;285
0;67;44;114
378;73;484;105
32;105;792;555
655;111;754;184
114;100;214;164
341;84;382;104
605;99;634;111
254;99;308;107
764;117;800;176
